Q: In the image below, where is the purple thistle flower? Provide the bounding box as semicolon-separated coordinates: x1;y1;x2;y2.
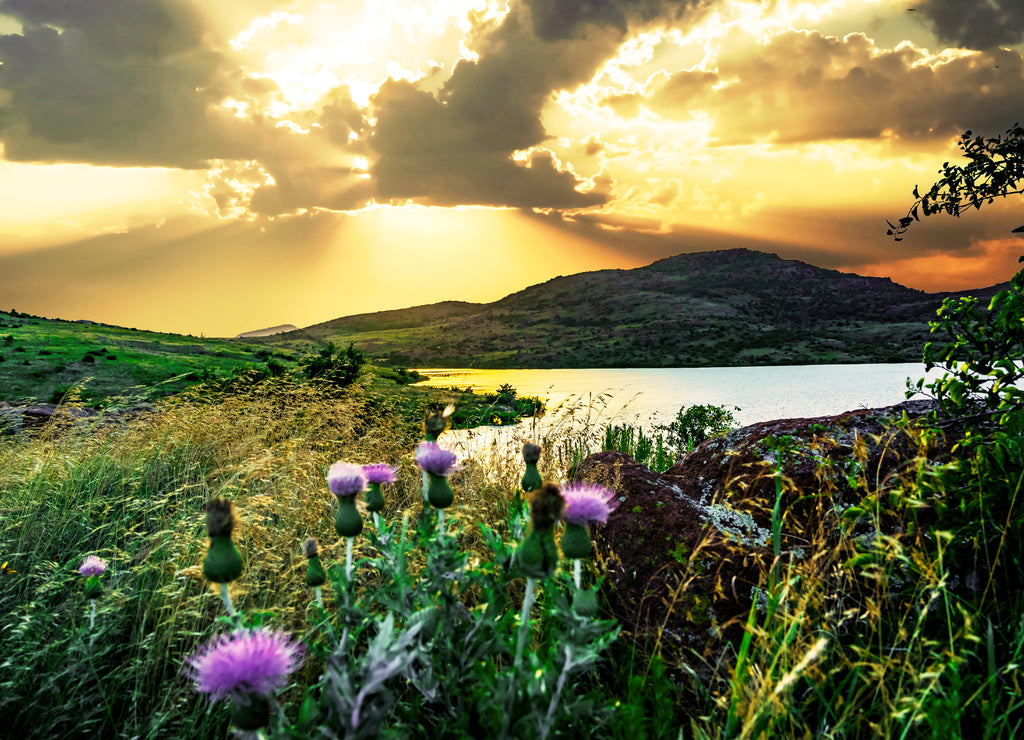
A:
327;461;366;498
414;442;457;476
562;482;619;526
78;555;107;577
362;463;397;485
186;628;305;703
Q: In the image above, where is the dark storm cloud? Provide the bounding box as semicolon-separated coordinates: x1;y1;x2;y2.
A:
916;0;1024;50
244;84;374;215
0;0;276;167
646;31;1024;144
367;2;629;208
521;0;701;40
249;163;374;214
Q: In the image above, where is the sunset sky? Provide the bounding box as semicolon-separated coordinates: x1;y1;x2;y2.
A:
1;0;1023;337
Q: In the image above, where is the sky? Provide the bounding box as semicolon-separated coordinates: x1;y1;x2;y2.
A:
1;0;1023;337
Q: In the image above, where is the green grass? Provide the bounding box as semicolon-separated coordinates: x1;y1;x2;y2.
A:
0;309;297;406
1;378;1022;738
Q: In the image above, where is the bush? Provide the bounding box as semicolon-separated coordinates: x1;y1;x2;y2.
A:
299;342;366;387
658;402;738;456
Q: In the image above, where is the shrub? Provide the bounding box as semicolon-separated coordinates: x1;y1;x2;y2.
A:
299;342;366;387
658;402;738;456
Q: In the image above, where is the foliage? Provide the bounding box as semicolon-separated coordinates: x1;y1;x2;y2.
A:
908;269;1024;421
602;423;674;472
603;402;737;472
445;383;545;428
277;506;619;738
658;403;738;457
888;121;1024;240
298;341;367;387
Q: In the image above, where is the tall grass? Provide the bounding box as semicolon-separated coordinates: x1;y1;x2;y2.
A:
1;377;1022;737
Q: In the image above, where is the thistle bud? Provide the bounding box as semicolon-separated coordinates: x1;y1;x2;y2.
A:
424;404;454;442
561;521;593;559
426;473;454;509
303;538;326;588
516;484;565;579
362;463;396;513
521;442;543;493
335;496;363;538
572;587;599;617
203;499;243;584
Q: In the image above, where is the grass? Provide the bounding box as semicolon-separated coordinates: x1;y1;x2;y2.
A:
0;309;297;406
1;376;1022;738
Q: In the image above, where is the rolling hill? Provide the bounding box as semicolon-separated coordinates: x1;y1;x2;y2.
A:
260;248;1008;368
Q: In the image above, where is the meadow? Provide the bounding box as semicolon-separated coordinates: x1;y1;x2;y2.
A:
1;267;1023;738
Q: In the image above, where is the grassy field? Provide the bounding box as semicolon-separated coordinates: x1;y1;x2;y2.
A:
0;309;544;431
0;372;1021;738
0;309;296;406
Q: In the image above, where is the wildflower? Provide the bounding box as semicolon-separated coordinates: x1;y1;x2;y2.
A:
78;555;107;577
560;482;618;559
516;483;565;579
327;461;366;538
414;442;457;476
303;538;326;588
362;463;396;513
415;442;457;509
203;499;243;584
327;462;367;498
186;627;305;731
521;442;543;493
79;555;107;599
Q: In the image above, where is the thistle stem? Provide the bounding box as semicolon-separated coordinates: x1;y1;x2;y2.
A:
515;577;537;668
346;537;354;581
219;582;234;616
542;649;572;740
574;559;582;590
89;601;96;631
421;470;429;503
438;509;446;537
315;586;323;609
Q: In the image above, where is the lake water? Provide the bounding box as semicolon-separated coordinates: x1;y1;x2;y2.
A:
415;363;943;430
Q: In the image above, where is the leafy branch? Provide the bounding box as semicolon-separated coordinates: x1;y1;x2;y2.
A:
888;122;1024;241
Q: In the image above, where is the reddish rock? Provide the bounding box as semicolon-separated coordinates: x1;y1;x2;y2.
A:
576;399;958;658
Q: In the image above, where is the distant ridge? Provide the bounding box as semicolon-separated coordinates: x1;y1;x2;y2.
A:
236;324;298;338
261;248;1009;368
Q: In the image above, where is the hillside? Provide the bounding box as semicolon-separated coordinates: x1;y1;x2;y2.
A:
263;249;1008;368
0;310;294;406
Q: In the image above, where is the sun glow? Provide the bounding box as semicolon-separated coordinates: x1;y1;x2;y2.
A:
219;0;508;119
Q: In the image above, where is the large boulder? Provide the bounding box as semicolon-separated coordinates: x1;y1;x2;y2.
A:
576;399;957;656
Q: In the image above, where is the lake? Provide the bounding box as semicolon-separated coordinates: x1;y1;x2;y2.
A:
415;363;944;430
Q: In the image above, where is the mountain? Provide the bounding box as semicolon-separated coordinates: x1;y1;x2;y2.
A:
262;249;1009;368
236;324;299;338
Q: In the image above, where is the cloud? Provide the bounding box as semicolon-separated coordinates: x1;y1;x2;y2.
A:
367;2;630;208
915;0;1024;50
646;30;1024;144
0;0;290;168
521;0;700;41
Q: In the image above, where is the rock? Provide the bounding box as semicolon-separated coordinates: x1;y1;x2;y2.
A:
576;399;957;657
